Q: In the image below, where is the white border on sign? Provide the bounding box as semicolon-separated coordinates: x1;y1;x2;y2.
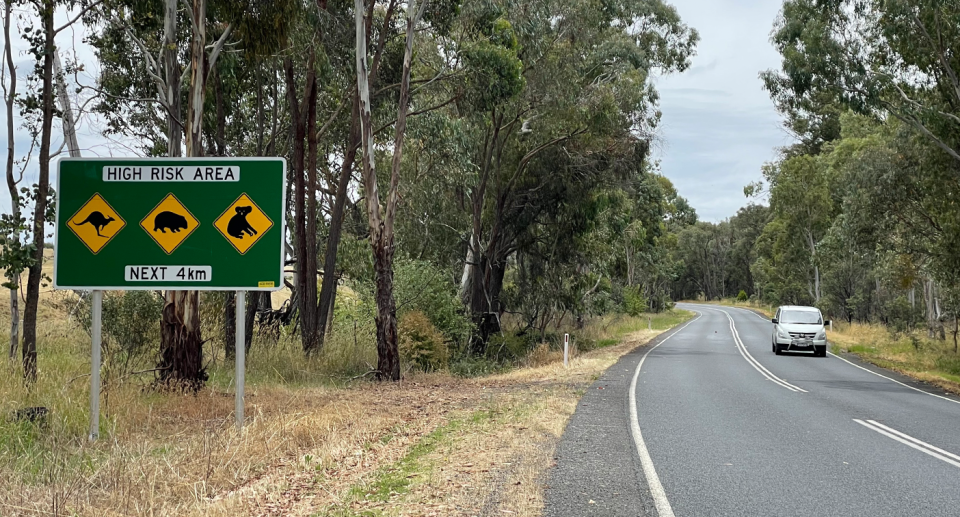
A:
52;157;288;292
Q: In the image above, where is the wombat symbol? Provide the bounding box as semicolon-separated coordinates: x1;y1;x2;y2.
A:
227;206;257;239
74;211;115;237
154;211;189;233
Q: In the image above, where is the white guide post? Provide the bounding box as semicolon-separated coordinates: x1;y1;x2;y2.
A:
235;291;245;429
564;333;569;368
89;290;103;441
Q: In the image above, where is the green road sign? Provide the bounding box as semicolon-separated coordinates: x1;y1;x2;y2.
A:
54;157;286;290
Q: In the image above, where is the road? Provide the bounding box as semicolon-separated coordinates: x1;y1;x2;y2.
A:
545;303;960;516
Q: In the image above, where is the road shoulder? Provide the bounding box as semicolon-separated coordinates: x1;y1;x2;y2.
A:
543;323;694;517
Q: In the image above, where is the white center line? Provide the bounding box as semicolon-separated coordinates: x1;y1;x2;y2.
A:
703;307;807;393
629;311;703;517
854;419;960;469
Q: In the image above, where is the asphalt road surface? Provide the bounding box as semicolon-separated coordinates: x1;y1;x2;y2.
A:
545;303;960;516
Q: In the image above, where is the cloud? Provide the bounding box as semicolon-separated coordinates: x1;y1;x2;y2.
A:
652;0;791;222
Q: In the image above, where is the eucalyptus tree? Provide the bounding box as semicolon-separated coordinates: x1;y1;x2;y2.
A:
16;0;101;381
87;0;294;388
2;0;22;360
450;0;697;347
763;0;960;167
764;153;838;302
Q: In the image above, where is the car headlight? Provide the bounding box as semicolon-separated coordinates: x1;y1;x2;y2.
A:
778;328;791;339
816;330;826;340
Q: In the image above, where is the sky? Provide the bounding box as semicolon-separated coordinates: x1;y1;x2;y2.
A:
653;0;793;222
0;1;793;222
1;6;119;215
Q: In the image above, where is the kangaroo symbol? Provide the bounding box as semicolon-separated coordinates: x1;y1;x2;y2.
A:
73;211;115;237
227;206;257;239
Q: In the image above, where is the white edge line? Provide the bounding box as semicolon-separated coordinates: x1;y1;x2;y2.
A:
865;420;960;462
854;419;960;469
715;304;960;404
828;351;960;405
629;311;703;517
708;304;960;405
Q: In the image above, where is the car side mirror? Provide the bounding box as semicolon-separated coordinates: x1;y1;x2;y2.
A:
824;320;831;326
771;318;778;324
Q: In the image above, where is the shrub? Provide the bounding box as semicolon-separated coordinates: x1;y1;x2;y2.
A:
398;311;449;372
737;290;748;302
393;259;473;349
623;285;647;317
80;291;164;375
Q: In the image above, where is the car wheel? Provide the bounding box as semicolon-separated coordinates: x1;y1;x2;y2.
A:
816;346;827;357
774;342;782;355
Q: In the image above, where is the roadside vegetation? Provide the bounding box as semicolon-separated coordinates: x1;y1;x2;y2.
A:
0;282;691;515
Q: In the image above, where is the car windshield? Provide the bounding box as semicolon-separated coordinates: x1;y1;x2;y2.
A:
780;310;822;325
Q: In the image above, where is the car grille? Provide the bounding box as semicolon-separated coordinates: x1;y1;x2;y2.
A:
789;332;816;339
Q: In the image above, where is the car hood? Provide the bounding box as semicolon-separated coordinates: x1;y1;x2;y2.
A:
779;323;824;334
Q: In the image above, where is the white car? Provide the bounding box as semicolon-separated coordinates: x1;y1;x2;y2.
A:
771;305;829;357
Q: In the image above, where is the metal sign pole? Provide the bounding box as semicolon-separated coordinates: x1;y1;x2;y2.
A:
564;333;569;368
89;290;103;441
235;290;245;429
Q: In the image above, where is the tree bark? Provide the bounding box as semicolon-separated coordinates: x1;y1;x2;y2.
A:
354;0;424;380
316;94;360;348
21;0;55;383
285;55;319;352
53;51;80;156
305;69;320;351
158;0;206;389
3;0;19;360
225;292;236;359
164;0;180;156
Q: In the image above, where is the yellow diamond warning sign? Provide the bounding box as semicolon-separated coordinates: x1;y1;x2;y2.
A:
67;193;125;254
214;193;273;255
140;193;199;254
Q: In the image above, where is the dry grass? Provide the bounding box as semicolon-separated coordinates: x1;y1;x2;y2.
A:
0;253;692;516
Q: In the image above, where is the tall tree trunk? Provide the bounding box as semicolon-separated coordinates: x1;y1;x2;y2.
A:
285;55;318;352
3;0;19;360
316;94;360;348
21;0;55;383
53;51;80;157
225;292;236;359
354;0;425;380
304;72;320;350
158;0;206;389
164;0;180;156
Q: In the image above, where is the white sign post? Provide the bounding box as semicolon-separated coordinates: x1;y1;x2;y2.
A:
564;333;569;368
235;291;245;429
89;290;103;441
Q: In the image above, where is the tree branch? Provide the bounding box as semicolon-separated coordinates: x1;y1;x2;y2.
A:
54;0;105;35
204;23;234;85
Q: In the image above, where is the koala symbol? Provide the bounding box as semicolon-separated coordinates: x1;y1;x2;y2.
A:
227;206;258;239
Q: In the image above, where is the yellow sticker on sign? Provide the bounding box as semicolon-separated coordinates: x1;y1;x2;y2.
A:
140;193;200;254
214;193;273;255
67;193;125;254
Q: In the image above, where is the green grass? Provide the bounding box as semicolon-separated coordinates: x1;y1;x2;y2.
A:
318;408;497;517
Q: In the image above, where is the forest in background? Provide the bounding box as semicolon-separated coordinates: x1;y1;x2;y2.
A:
1;0;701;385
5;0;960;388
670;0;960;347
